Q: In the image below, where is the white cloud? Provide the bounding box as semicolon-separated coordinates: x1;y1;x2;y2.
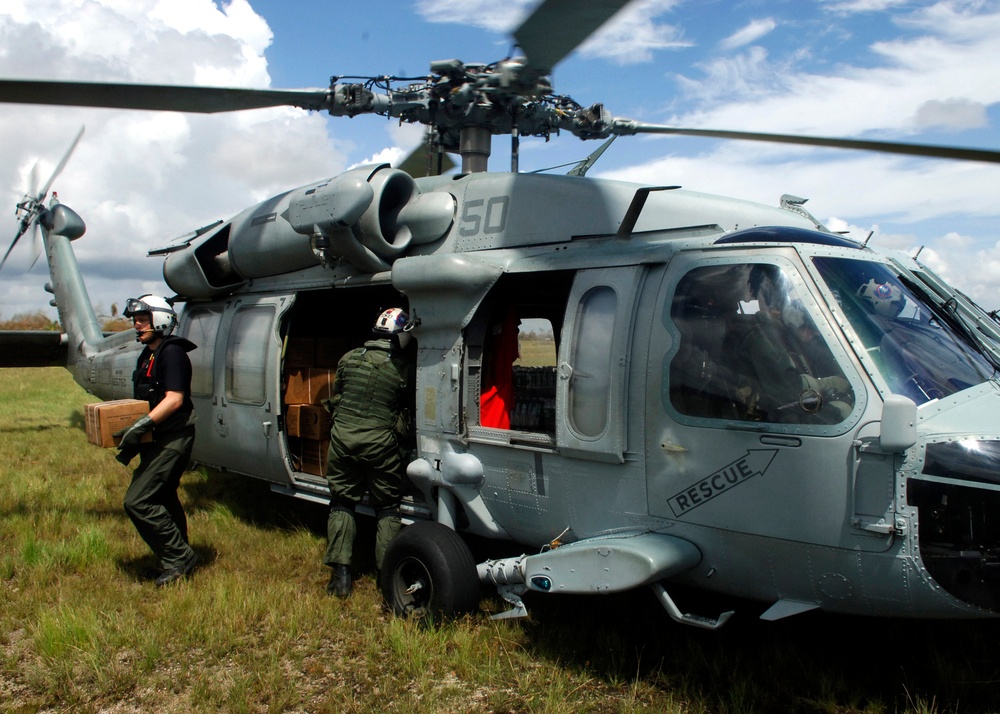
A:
821;0;911;14
417;0;688;65
0;0;344;319
676;46;787;102
668;4;1000;138
576;0;690;65
416;0;536;32
914;98;988;131
355;122;425;169
719;18;777;51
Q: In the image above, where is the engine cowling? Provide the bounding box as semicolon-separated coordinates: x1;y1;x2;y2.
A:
162;164;455;299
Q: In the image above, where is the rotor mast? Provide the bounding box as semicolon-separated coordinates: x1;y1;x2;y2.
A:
460;127;492;174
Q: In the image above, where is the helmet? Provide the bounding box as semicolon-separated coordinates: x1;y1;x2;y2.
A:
748;263;789;316
373;307;409;335
857;279;905;318
123;294;177;336
373;307;411;348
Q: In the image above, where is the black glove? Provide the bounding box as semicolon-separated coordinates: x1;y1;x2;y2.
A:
114;414;155;451
115;445;140;465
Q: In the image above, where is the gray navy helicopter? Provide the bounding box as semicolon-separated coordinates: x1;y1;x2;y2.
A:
4;0;1000;628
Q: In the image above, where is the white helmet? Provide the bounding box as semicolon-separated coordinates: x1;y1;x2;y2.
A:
373;307;408;335
857;279;905;318
124;294;177;336
373;307;411;348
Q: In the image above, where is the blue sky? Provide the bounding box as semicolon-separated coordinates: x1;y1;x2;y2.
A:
1;0;998;320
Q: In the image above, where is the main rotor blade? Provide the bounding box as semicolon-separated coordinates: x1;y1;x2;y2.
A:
621;122;1000;165
0;80;331;114
514;0;632;75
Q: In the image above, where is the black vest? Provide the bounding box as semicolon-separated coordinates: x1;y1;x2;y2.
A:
133;335;196;433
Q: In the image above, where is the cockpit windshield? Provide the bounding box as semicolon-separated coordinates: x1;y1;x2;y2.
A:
812;257;997;405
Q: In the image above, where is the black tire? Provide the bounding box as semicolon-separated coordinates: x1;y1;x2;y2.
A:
380;521;481;619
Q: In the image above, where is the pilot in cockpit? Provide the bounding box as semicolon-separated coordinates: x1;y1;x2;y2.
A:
733;264;853;423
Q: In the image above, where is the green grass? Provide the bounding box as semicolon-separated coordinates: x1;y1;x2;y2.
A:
517;336;556;367
2;367;1000;712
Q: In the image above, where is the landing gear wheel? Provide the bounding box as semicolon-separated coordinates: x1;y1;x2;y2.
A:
380;521;480;619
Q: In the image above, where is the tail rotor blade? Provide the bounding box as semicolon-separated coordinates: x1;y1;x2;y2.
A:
0;226;27;272
27;161;40;198
1;207;38;272
27;222;43;270
38;125;84;199
2;126;85;274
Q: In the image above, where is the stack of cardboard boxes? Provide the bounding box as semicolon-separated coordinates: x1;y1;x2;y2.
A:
283;336;350;477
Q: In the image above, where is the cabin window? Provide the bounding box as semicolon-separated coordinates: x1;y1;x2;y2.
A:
556;266;641;462
179;307;221;397
467;271;569;436
479;307;558;431
226;305;273;404
568;286;617;437
668;263;855;425
466;267;637;460
478;315;560;432
511;319;558;430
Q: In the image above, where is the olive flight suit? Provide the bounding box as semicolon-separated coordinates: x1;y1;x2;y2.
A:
323;338;414;571
735;314;852;424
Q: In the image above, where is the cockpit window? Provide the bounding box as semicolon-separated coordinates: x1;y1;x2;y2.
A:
812;257;996;404
669;263;854;425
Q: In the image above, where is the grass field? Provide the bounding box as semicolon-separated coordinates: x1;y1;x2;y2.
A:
2;367;1000;713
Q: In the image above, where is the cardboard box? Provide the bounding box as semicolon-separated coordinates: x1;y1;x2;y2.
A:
298;438;329;477
283;337;315;368
315;338;351;367
285;403;331;440
85;399;151;448
284;367;336;404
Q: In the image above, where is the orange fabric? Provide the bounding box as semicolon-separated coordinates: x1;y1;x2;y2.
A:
480;307;519;429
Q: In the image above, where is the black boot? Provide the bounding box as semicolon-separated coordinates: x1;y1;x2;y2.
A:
326;564;352;598
155;552;199;587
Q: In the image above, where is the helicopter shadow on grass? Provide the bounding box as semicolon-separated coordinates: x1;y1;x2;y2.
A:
503;581;1000;713
180;466;325;531
175;466;390;574
112;468;328;583
4;422;80;435
3;407;89;435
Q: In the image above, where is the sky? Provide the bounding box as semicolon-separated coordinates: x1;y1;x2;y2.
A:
0;0;998;323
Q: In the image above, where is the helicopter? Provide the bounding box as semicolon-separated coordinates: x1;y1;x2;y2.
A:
4;0;1000;628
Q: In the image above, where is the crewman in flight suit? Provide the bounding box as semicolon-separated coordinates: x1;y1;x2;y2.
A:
114;294;200;586
322;308;415;598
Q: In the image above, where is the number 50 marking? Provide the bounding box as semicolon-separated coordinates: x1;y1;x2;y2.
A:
458;196;509;237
